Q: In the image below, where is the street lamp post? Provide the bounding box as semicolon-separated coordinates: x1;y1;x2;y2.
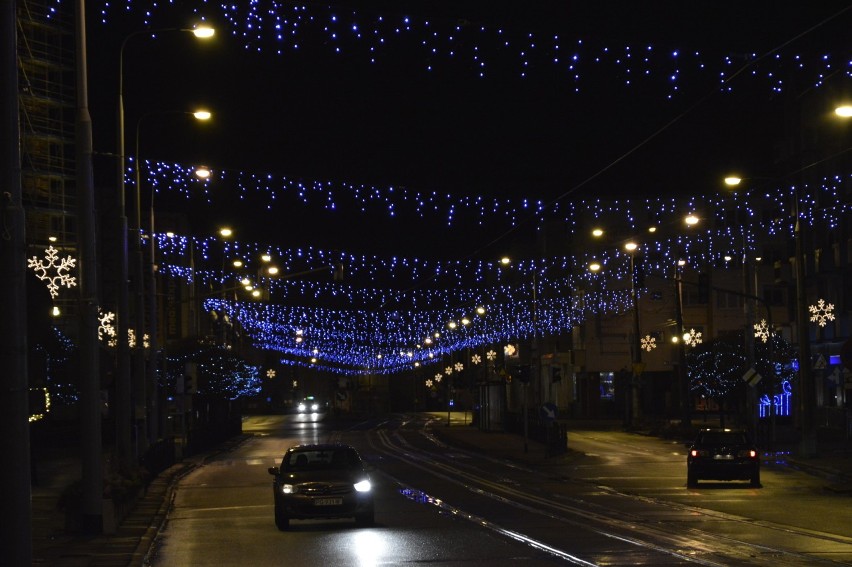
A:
625;242;642;427
134;110;211;444
116;25;213;466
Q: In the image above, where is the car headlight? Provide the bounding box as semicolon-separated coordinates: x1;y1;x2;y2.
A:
353;479;371;493
311;403;319;411
297;403;306;412
280;484;297;494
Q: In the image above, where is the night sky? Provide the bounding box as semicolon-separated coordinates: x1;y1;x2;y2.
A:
86;1;852;258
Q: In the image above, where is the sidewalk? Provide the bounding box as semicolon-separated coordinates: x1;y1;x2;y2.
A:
30;436;248;566
28;413;852;565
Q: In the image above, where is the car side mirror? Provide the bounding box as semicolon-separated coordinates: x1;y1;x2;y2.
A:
268;466;279;476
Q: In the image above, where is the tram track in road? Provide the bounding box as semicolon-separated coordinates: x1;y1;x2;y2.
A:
364;420;852;566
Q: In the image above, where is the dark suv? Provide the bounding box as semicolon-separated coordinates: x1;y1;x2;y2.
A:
687;428;760;488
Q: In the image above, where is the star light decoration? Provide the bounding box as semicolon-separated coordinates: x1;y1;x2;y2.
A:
28;246;77;298
640;335;657;352
684;328;703;347
808;299;835;327
753;319;770;343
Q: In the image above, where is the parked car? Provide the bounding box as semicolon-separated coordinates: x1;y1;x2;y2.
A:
687;428;761;488
268;443;375;530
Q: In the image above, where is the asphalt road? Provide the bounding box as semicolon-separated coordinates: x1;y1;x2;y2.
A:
145;414;852;566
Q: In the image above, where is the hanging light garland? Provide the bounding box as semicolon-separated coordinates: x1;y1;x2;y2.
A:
142;160;851;231
92;2;850;96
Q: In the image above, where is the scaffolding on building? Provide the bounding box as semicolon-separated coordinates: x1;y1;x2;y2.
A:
17;0;78;318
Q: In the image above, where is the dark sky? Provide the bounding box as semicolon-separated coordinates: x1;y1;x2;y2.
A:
86;1;852;258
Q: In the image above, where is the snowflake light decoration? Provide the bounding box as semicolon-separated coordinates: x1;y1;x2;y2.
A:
471;354;482;365
98;309;116;343
127;329;150;349
641;335;657;352
292;380;298;388
266;369;276;379
753;319;770;343
434;373;443;383
684;328;703;347
425;379;433;388
504;344;516;357
808;299;835;327
445;366;453;375
28;246;77;298
454;362;464;372
486;350;497;361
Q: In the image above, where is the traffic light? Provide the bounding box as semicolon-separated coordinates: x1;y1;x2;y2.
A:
697;273;710;303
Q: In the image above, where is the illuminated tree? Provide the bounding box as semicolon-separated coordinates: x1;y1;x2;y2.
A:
167;347;262;401
686;337;744;402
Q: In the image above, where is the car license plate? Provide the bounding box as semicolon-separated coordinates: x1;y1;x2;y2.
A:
713;454;734;460
314;498;343;506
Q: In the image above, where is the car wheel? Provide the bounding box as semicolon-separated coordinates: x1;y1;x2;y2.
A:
274;505;290;530
750;471;761;488
687;471;698;488
355;507;375;527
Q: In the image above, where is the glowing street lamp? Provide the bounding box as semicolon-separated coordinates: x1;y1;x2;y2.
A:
835;104;852;118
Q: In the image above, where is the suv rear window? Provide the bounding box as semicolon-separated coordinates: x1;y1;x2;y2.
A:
697;431;747;445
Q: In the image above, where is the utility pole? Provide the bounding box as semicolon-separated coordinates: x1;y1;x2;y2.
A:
1;1;32;560
674;262;690;428
75;0;105;534
795;207;816;457
629;252;642;426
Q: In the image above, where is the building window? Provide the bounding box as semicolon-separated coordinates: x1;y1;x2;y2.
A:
683;287;705;306
716;291;742;309
762;285;786;307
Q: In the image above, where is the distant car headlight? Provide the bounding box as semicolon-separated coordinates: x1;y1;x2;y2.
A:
353;479;371;493
311;403;319;411
297;403;306;412
280;484;297;494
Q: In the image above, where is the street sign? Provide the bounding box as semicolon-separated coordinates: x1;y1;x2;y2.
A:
742;367;762;387
813;354;826;369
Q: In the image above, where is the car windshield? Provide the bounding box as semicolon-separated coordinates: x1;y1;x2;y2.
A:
284;448;361;471
697;431;747;445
